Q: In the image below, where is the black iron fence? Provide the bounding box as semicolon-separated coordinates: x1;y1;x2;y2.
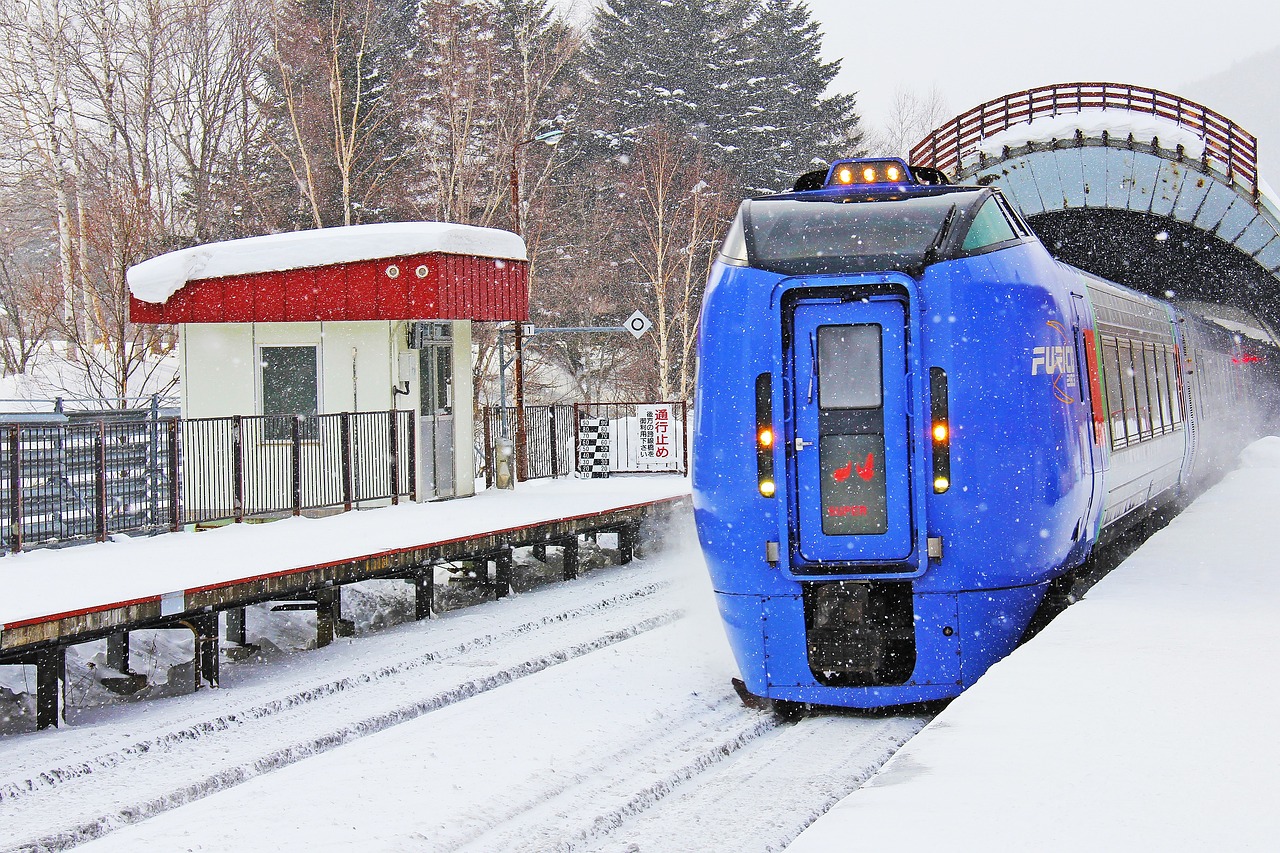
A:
1;409;415;553
180;411;415;524
479;405;575;486
1;410;180;552
479;401;688;484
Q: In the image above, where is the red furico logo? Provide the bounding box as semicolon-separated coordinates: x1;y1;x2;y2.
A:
833;453;875;482
855;453;875;481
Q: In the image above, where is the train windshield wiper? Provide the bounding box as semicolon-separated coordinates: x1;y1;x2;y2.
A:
922;203;957;266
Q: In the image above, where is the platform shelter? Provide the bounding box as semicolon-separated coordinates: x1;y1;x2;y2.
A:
128;222;528;502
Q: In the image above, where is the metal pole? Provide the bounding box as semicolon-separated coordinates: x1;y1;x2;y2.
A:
389;409;400;506
509;141;528;483
341;413;353;512
291;416;302;516
9;424;21;553
232;415;243;523
95;421;107;542
168;418;181;532
514;322;527;481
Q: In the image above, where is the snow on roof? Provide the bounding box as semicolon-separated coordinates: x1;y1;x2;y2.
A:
963;108;1207;166
127;222;528;305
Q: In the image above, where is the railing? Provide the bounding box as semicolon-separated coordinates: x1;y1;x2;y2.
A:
181;410;415;525
0;409;415;552
909;82;1259;198
479;405;575;485
1;412;180;552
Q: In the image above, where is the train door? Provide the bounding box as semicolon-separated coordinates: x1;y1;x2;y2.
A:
789;296;913;565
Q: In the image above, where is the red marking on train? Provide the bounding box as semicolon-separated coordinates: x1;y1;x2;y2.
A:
828;505;868;517
832;460;853;482
855;453;875;481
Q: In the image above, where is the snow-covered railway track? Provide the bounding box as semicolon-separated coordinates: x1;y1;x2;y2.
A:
1;528;931;852
0;567;681;852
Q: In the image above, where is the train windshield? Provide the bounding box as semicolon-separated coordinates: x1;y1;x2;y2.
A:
741;191;981;275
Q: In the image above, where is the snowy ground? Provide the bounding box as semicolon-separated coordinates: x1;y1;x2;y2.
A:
8;444;1276;851
790;437;1280;851
0;508;923;852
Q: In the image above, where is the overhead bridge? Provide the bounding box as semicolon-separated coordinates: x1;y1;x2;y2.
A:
911;82;1280;331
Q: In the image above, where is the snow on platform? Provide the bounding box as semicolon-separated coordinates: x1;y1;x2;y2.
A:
789;437;1280;852
0;476;689;631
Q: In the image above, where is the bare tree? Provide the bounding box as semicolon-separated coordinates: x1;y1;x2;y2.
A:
864;85;951;159
265;0;413;228
619;126;736;400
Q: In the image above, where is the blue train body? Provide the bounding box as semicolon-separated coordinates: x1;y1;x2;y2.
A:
693;158;1277;709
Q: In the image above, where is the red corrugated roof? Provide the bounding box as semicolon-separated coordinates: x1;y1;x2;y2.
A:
129;253;528;324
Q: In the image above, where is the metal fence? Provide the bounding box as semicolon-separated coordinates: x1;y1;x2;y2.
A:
0;408;415;553
479;405;575;486
180;411;415;524
1;410;180;552
478;402;688;484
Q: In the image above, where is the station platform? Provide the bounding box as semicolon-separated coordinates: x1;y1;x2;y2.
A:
788;437;1280;851
0;475;690;726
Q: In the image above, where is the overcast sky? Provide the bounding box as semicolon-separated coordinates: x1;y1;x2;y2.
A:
805;0;1280;137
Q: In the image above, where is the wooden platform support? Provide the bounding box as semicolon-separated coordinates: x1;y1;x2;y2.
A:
494;548;514;599
411;570;434;620
181;613;219;689
618;523;639;565
35;646;64;730
106;631;130;674
562;535;579;580
225;607;247;646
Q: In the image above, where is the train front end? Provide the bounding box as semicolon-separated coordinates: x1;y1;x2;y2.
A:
692;160;1098;708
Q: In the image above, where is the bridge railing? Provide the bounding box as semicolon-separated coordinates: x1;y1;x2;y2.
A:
910;82;1259;198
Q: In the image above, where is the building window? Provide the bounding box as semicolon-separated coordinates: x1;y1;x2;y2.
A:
260;345;318;439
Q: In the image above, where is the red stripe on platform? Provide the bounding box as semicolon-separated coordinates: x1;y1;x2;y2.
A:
183;495;686;596
3;594;164;632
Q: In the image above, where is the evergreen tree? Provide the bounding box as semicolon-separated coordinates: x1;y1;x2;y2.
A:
737;0;860;191
579;0;859;192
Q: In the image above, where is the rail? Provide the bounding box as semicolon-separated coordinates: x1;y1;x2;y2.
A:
909;82;1259;198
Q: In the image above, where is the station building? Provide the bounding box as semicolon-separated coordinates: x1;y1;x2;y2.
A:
128;222;528;503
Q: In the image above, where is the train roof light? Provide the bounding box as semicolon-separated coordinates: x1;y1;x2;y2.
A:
824;158;916;189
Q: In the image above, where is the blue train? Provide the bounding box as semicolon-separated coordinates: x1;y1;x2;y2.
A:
692;158;1279;710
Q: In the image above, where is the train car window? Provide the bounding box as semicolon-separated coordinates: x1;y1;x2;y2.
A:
960;198;1018;252
817;324;882;409
1102;338;1127;446
992;192;1032;237
1128;343;1152;439
717;208;749;266
1117;341;1140;442
1166;347;1183;426
1150;347;1166;433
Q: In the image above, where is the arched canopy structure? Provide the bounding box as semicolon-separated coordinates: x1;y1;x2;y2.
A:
910;83;1280;332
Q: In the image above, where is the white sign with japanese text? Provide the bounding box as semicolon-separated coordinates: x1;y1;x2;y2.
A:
636;404;675;463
